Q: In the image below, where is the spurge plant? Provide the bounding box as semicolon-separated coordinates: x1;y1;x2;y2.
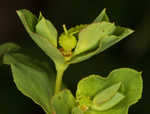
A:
0;9;143;114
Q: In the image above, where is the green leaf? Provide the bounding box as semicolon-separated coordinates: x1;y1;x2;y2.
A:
92;92;125;111
99;26;134;52
107;68;143;106
0;43;20;65
16;9;65;69
77;75;107;98
76;68;143;114
3;52;56;114
51;89;76;114
16;9;38;32
69;25;134;64
74;22;116;56
36;14;57;47
93;82;122;105
94;8;110;22
72;107;84;114
67;24;88;35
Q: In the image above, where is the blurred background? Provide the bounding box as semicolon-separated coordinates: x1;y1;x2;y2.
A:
0;0;149;114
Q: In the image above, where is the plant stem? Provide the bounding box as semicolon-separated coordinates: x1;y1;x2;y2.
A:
55;69;65;94
55;64;68;94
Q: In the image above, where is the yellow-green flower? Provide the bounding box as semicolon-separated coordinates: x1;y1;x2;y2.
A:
16;9;134;71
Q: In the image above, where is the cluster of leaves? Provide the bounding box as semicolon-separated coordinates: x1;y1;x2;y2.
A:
0;9;143;114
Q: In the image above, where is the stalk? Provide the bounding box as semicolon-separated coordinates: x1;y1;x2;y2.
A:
55;64;68;94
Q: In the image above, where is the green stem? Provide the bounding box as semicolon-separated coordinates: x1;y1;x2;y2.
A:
55;69;65;94
55;64;68;94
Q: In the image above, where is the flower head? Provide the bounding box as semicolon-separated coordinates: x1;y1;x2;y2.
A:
17;9;134;70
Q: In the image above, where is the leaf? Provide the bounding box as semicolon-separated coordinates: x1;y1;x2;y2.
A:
3;52;56;114
67;24;88;35
76;68;143;114
72;107;84;114
92;92;125;111
107;68;143;106
68;25;134;64
0;43;20;65
36;15;57;47
76;75;107;98
16;9;65;69
99;26;134;52
94;8;110;22
74;22;116;56
93;82;122;105
17;9;38;32
51;89;76;114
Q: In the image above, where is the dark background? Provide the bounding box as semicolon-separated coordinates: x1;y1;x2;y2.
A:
0;0;149;114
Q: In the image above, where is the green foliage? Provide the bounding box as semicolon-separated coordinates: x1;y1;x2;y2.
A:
0;43;20;65
73;22;116;55
3;52;55;114
72;107;84;114
92;82;123;109
93;92;125;111
16;9;66;70
76;68;142;114
36;13;58;47
51;89;76;114
67;24;88;35
94;8;110;22
0;8;142;114
16;9;133;67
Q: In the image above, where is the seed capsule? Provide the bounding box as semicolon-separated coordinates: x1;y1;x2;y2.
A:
59;25;77;51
